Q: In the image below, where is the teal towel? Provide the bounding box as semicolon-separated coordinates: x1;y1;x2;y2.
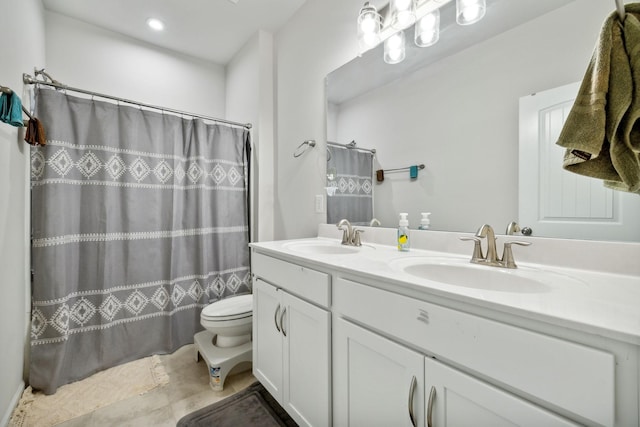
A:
0;92;25;127
0;94;9;121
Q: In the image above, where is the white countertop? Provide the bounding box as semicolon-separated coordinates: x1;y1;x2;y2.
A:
250;227;640;346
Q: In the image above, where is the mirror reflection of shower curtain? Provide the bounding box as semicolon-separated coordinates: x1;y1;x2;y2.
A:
29;88;251;394
327;146;373;224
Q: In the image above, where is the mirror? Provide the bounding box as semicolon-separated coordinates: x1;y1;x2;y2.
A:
326;143;375;225
326;0;640;241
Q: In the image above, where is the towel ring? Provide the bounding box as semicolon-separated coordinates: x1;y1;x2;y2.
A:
293;140;316;158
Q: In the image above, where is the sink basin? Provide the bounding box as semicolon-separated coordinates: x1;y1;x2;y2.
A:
283;240;361;255
389;257;578;293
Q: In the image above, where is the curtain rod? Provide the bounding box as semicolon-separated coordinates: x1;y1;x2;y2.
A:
327;140;376;154
22;72;252;130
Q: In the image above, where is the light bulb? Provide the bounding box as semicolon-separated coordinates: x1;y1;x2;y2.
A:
390;0;416;30
419;14;436;30
415;9;440;47
146;18;165;31
387;33;403;49
456;0;486;25
384;31;406;64
462;5;481;21
388;49;403;61
360;15;376;34
362;32;378;47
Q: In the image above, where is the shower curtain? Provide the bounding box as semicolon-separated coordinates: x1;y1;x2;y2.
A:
327;146;373;224
29;88;251;394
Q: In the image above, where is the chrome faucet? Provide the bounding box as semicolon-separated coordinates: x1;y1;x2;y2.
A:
460;223;532;269
369;218;381;227
337;219;364;246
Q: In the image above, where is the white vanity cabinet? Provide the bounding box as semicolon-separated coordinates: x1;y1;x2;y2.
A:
334;277;618;427
334;317;579;427
334;317;426;426
424;356;580;427
252;252;331;427
250;238;639;427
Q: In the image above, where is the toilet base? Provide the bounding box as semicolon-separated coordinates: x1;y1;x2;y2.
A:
194;330;252;391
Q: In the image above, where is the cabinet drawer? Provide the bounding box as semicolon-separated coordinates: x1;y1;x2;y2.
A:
252;252;330;308
335;277;615;427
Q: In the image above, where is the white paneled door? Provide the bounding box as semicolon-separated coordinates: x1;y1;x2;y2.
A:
519;82;640;241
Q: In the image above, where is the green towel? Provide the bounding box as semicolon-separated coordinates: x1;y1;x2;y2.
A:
556;5;640;193
0;92;25;127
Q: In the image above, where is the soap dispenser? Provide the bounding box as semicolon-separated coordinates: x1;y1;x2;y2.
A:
418;212;431;230
397;213;410;252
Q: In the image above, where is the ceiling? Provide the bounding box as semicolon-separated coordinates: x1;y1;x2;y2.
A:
41;0;308;65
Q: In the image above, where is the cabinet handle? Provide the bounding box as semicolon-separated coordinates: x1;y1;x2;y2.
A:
280;307;287;337
408;376;417;427
427;385;436;427
274;304;281;333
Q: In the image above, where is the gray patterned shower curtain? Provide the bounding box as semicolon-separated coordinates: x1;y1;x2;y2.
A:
29;89;251;394
327;146;373;224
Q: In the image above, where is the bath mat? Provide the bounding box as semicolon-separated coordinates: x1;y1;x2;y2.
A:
177;381;298;427
9;355;169;427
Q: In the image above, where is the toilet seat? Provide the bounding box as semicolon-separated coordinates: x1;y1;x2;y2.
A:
201;294;253;321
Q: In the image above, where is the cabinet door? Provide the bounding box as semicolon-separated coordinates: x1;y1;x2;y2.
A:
253;278;284;401
424;357;578;427
334;318;425;427
282;291;331;427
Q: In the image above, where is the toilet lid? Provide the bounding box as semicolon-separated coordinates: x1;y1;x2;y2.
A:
202;294;253;320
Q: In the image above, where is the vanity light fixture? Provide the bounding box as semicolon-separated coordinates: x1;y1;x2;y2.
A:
358;0;486;64
358;2;382;52
146;18;165;31
456;0;486;25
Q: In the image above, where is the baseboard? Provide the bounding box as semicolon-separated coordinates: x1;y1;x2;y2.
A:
1;380;25;427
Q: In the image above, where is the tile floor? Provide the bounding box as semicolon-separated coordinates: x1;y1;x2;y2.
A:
55;344;256;426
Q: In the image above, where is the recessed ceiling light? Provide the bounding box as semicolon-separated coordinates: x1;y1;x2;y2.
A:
146;18;165;31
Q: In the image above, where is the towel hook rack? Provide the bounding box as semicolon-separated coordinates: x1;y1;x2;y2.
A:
293;140;316;158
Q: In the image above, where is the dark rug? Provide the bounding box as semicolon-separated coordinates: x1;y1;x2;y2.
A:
176;381;298;427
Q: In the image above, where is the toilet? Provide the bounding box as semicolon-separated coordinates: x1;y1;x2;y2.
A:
194;294;253;391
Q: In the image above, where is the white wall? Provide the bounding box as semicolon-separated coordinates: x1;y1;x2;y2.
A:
226;31;276;242
274;0;615;238
45;11;226;118
274;0;364;239
0;1;45;424
333;0;613;232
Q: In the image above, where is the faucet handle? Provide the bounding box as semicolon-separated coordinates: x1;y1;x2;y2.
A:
459;236;484;262
353;229;364;246
501;241;532;269
505;221;521;235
